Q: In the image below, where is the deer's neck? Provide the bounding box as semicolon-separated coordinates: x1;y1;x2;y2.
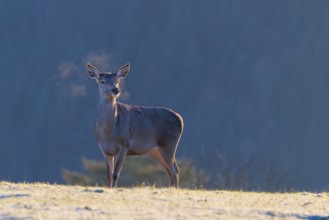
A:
98;97;118;125
95;98;119;143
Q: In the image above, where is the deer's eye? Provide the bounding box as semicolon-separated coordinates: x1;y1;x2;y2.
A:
100;80;105;84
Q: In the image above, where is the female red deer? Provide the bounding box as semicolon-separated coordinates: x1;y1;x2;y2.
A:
86;63;183;187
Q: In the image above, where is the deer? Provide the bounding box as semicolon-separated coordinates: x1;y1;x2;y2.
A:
86;63;184;188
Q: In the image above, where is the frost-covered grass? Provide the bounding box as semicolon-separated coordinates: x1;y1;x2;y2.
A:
0;181;328;219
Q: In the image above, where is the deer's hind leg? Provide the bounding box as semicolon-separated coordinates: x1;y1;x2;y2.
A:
160;149;179;188
149;147;179;187
173;159;180;175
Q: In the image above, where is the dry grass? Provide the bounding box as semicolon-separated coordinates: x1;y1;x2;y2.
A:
0;181;329;220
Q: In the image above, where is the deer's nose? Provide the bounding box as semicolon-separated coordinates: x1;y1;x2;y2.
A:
112;88;119;94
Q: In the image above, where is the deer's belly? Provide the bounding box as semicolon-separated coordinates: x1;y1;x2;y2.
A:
127;138;158;155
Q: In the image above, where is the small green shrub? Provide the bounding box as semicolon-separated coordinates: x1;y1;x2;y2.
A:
62;156;209;188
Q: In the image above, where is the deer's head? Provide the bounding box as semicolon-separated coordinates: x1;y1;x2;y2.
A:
86;63;130;100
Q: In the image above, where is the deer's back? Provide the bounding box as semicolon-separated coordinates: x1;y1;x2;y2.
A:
117;102;183;145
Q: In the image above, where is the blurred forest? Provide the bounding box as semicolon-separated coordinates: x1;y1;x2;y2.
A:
1;0;329;191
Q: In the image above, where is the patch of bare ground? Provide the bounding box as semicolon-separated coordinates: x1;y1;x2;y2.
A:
0;182;329;219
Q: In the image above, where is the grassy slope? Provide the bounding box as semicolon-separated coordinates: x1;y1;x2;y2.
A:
0;182;329;220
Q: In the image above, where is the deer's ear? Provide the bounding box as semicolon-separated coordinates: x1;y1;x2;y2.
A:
117;63;130;78
86;63;100;79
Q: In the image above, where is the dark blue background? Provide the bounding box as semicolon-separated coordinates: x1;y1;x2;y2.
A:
1;0;329;191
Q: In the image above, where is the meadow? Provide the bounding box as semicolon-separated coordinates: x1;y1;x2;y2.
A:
0;182;329;219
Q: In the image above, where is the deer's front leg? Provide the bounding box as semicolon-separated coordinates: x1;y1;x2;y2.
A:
112;147;128;187
105;154;114;188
